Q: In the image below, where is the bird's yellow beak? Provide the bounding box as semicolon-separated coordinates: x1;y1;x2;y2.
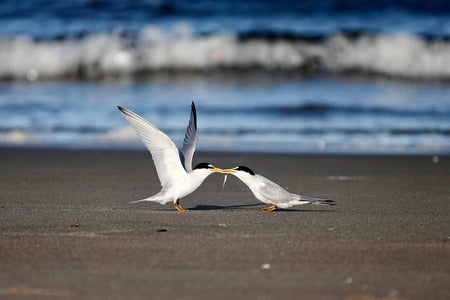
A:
220;168;236;174
210;167;225;173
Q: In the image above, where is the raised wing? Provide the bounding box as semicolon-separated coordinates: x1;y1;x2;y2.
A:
118;106;187;187
257;175;298;204
180;102;198;172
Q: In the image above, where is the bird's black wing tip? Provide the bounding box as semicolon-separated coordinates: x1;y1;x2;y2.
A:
191;101;197;130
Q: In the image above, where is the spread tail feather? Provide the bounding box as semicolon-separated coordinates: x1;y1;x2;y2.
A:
129;193;168;205
130;198;151;204
299;195;336;206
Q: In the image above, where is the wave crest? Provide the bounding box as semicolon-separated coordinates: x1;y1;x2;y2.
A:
1;27;449;81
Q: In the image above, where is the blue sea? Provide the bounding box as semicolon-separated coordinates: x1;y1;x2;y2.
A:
0;0;449;154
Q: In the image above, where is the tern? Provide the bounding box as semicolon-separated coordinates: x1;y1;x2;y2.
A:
117;102;223;212
222;166;335;212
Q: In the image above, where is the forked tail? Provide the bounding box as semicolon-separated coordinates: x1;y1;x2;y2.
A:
130;198;150;204
129;192;168;205
300;195;336;206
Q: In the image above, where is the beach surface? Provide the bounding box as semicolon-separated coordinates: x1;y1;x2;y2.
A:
0;148;449;299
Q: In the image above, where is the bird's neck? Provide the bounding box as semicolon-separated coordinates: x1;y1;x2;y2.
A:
189;169;211;185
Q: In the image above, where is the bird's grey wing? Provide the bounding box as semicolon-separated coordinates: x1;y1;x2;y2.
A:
257;175;297;204
118;106;186;187
180;102;198;172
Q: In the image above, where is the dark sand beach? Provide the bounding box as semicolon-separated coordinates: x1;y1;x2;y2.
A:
0;148;449;299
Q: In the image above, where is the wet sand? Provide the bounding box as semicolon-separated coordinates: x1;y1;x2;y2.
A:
0;148;449;299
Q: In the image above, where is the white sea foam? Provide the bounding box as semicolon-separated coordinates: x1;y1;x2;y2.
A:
100;127;140;144
323;33;450;79
0;130;32;144
0;34;133;80
0;28;449;80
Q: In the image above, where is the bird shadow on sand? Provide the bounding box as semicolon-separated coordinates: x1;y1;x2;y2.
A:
190;203;336;212
190;203;262;211
268;208;336;213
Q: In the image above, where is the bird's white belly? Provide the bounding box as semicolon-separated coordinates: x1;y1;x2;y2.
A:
251;188;274;205
169;176;203;200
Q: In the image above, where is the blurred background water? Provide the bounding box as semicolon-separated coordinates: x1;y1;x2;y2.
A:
0;0;449;154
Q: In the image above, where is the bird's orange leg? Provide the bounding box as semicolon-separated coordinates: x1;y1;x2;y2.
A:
174;200;189;212
260;205;277;212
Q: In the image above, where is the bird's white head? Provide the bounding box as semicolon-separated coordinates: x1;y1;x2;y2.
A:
189;162;224;185
193;162;224;175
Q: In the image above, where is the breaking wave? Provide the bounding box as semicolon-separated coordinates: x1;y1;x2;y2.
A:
1;27;449;81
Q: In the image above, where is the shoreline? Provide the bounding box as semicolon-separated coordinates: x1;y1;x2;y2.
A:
1;148;449;299
1;144;449;157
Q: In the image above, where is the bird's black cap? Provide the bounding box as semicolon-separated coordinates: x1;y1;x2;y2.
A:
234;166;255;175
194;162;214;170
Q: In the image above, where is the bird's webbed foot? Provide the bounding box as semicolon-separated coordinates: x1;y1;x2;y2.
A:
260;205;277;212
174;201;189;212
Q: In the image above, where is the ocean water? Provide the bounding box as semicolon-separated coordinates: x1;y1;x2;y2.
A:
0;0;449;154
